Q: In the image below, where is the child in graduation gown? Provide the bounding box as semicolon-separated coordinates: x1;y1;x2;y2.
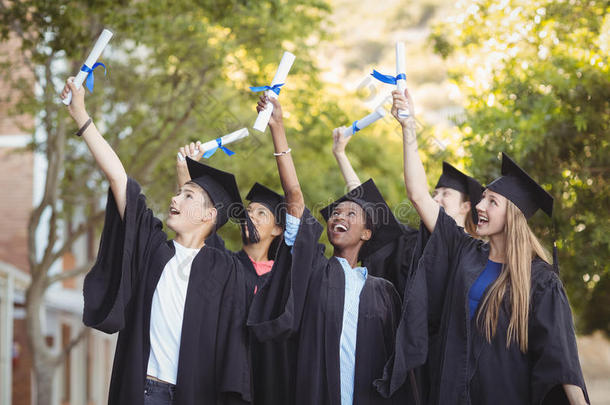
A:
61;79;252;405
247;96;410;404
176;144;294;405
330;127;483;299
177;143;285;295
389;87;589;405
331;126;484;404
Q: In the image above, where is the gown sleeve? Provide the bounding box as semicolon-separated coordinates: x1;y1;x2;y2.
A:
529;268;589;405
247;208;325;342
82;177;166;334
216;255;253;403
374;222;430;399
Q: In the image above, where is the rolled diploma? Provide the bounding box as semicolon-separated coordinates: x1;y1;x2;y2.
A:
343;108;386;138
253;51;296;132
395;41;409;118
177;128;250;160
62;29;114;105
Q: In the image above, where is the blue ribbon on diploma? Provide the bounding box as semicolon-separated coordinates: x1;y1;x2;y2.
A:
202;138;235;159
249;83;285;95
81;62;107;93
352;120;360;134
371;70;406;85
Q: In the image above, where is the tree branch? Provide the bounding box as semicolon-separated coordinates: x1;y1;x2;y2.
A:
52;327;89;368
46;209;105;268
44;258;96;289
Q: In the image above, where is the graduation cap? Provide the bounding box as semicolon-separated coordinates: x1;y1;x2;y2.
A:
320;179;403;261
487;153;558;273
245;182;286;228
486;153;553;219
435;161;484;223
185;157;248;231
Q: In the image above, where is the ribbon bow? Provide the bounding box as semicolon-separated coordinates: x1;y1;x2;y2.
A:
80;62;107;93
202;138;235;159
249;83;284;96
351;120;360;134
371;70;406;85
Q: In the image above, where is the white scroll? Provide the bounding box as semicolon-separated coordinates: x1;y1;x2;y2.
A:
62;29;113;105
342;108;386;138
252;51;296;132
395;41;410;118
177;128;250;161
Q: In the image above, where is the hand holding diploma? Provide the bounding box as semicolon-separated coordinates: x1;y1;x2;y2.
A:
62;29;113;105
250;51;296;132
391;88;416;127
176;128;250;161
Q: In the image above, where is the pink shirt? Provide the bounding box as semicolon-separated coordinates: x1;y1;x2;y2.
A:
249;257;274;295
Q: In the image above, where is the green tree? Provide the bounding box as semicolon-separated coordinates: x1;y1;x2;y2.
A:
431;0;610;332
0;0;332;403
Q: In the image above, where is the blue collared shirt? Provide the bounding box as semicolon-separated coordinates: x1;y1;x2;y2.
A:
335;256;368;405
284;213;300;248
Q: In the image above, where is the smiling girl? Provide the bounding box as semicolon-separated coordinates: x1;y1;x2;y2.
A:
388;87;589;405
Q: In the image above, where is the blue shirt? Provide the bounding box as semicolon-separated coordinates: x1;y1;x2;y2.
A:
284;213;300;248
469;259;503;319
335;256;368;405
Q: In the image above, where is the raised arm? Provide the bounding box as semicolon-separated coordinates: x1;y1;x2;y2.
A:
332;127;361;192
258;96;305;218
391;89;439;232
61;78;128;220
176;142;202;188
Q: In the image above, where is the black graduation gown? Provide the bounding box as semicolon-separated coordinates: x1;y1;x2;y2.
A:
82;178;252;405
362;223;419;300
248;208;408;404
235;249;297;405
420;208;589;405
373;222;429;404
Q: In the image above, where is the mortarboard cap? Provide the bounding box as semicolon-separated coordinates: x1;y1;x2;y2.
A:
486;152;553;219
435;162;484;223
320;179;403;260
186;157;245;229
245;182;286;227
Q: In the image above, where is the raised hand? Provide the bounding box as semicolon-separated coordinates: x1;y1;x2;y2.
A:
61;77;90;127
257;95;284;129
332;126;352;156
391;88;415;127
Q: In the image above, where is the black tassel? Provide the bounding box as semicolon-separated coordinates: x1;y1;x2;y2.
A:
240;213;260;245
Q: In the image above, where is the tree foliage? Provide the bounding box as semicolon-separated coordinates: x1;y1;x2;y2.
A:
431;0;610;333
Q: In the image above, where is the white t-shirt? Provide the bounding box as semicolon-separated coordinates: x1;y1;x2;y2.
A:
146;240;199;384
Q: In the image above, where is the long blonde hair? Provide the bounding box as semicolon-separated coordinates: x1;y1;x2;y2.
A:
477;201;551;352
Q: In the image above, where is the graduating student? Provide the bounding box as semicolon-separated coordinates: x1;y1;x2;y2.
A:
177;143;285;294
390;87;589;405
248;96;410;404
61;79;252;405
432;161;483;236
331;127;419;298
330;128;482;298
176;144;293;405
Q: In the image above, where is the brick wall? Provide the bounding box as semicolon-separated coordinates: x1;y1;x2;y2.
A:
0;147;34;272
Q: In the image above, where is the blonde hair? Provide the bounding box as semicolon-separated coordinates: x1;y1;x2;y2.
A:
477;200;551;352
